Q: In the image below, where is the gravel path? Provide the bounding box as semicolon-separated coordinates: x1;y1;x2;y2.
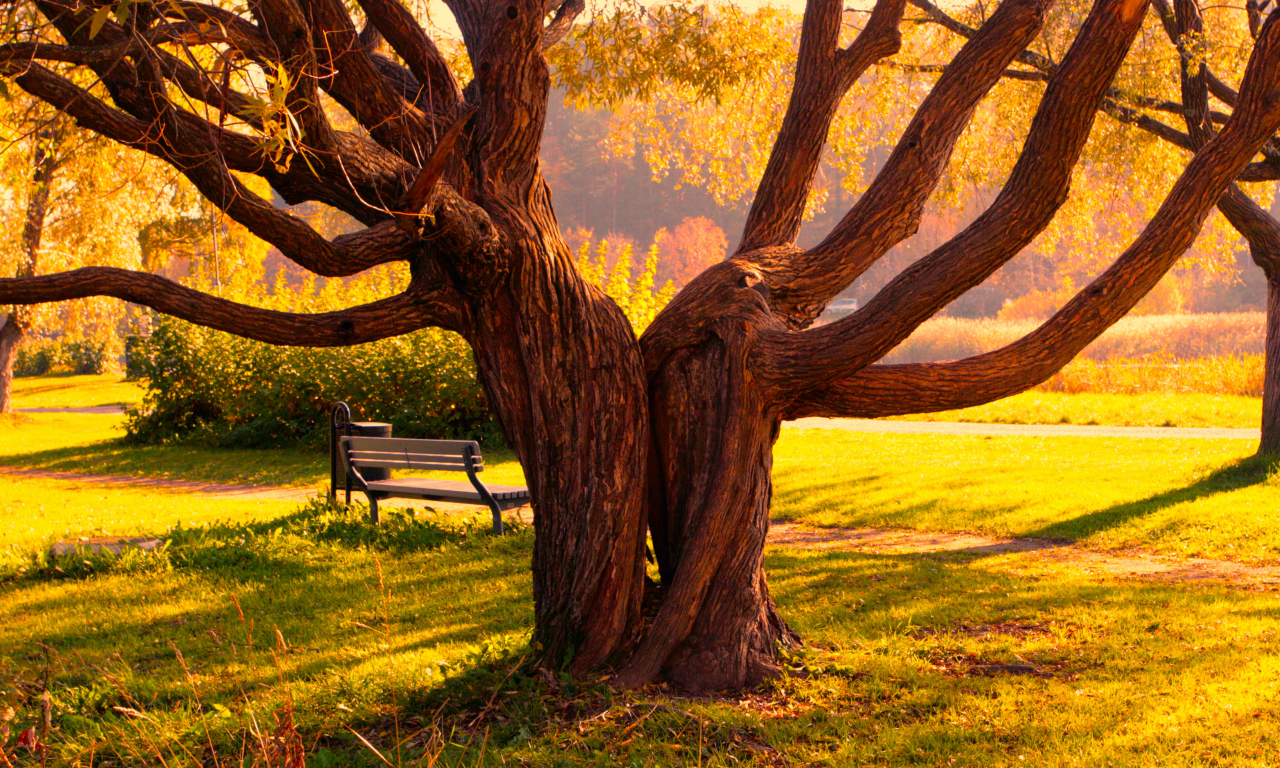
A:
786;417;1260;440
6;466;1276;586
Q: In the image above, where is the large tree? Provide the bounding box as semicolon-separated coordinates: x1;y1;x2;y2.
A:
909;0;1280;454
5;0;1280;691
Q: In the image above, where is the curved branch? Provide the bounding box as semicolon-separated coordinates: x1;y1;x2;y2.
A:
0;268;466;343
300;0;442;165
1174;0;1280;278
762;0;1150;394
755;0;1054;327
785;9;1280;419
735;0;905;254
355;0;463;113
542;0;585;49
6;60;416;276
6;60;413;226
243;0;341;153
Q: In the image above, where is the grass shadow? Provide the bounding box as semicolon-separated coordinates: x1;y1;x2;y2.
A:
1027;453;1279;542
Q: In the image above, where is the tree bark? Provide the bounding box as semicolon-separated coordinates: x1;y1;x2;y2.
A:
620;0;1087;691
463;203;651;671
0;316;23;414
1262;274;1280;456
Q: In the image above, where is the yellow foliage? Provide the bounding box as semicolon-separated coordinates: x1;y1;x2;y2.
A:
570;232;675;333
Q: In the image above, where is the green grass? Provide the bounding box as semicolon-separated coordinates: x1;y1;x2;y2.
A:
4;413;1277;565
885;391;1262;428
0;472;301;553
10;374;144;409
1;508;1278;765
774;429;1279;564
3;380;1280;764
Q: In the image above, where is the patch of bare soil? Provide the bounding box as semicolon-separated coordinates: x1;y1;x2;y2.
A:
768;523;1280;586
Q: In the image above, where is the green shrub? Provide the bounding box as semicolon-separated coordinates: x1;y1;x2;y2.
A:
126;245;671;450
15;337;114;376
125;313;498;449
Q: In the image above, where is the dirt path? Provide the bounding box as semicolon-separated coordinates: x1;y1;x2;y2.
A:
770;524;1280;586
15;406;127;414
5;465;1276;586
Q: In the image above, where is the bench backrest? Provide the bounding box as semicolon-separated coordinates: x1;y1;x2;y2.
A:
340;436;484;473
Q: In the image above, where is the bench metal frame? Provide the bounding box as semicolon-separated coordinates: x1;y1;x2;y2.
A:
334;434;523;534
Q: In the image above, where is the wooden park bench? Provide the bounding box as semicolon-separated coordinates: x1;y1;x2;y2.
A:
333;434;528;534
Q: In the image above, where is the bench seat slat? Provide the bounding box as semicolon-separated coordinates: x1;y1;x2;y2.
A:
353;459;477;472
347;450;474;465
348;451;479;472
341;436;480;455
365;478;530;502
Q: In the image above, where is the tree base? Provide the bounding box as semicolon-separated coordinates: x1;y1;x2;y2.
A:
663;608;799;693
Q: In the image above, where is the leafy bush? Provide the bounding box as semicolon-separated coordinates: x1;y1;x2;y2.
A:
126;313;497;449
14;337;115;376
127;244;671;449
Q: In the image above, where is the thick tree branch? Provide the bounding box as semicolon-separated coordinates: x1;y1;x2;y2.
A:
762;0;1150;394
5;60;415;227
785;9;1280;419
5;61;419;277
1174;0;1280;276
736;0;905;254
756;0;1055;328
0;268;465;342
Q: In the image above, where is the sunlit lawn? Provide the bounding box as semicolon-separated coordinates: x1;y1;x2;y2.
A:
10;374;145;409
3;409;1277;565
774;429;1280;565
0;473;300;553
1;519;1277;766
2;382;1280;764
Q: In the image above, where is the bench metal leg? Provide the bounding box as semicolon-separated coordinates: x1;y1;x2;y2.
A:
368;494;379;525
487;500;503;536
